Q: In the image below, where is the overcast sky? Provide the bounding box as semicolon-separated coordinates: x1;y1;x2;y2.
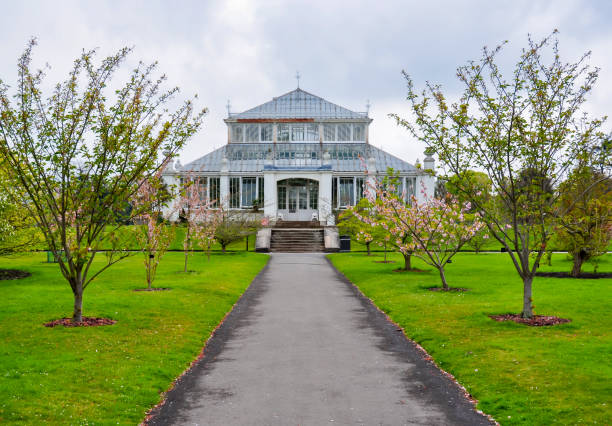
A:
1;0;610;165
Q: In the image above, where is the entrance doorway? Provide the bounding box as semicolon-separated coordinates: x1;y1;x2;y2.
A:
277;178;318;221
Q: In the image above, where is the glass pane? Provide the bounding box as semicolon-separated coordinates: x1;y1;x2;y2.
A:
323;124;335;141
353;124;365;141
337;124;351;141
232;125;243;143
356;177;365;200
339;177;354;207
260;124;273;141
288;188;297;213
278;124;290;142
197;177;207;202
406;177;416;202
332;177;337;208
246;124;259;142
299;187;307;209
209;177;220;207
230;177;240;208
278;186;286;209
291;125;304;141
309;184;318;210
241;177;256;207
305;124;318;141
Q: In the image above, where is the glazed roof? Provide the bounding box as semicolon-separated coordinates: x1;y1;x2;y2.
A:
228;88;368;120
173;143;417;174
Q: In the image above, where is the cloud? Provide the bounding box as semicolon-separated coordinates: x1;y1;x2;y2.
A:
0;0;610;164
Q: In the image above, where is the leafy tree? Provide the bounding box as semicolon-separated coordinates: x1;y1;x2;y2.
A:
0;40;205;322
557;166;612;276
214;210;261;252
0;162;40;255
338;198;385;256
393;32;608;317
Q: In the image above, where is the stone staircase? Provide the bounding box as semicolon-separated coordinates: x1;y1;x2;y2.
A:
269;228;326;252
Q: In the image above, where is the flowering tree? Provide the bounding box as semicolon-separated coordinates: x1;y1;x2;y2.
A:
0;41;205;322
373;182;484;289
338;198;386;256
175;176;219;270
132;172;175;290
392;32;608;316
193;207;223;261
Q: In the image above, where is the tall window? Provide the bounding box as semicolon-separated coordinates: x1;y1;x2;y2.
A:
278;124;290;142
356;177;365;200
230;177;240;208
323;124;336;141
209;177;220;207
231;124;243;143
241;177;257;207
291;124;304;141
337;123;351;141
197;177;208;203
305;124;319;141
405;177;416;202
353;124;365;141
309;184;318;210
261;124;273;141
278;186;286;209
332;178;338;208
339;177;355;207
246;124;259;142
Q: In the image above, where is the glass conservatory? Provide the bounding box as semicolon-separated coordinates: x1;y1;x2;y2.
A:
162;88;435;224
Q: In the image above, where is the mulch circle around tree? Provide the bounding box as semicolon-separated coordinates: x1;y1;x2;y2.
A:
133;288;171;292
374;260;396;264
489;314;571;327
0;269;31;280
393;268;428;273
536;271;612;279
427;287;469;292
44;317;117;328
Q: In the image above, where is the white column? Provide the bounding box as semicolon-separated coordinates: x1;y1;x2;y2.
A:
220;156;230;209
161;173;180;222
365;155;377;199
319;172;333;225
263;172;277;221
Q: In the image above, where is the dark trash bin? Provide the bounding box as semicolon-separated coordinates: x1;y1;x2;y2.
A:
339;235;351;252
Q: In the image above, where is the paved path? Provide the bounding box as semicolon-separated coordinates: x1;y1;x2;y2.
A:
149;253;492;425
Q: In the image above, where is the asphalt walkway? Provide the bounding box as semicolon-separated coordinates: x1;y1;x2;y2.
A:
149;253;492;425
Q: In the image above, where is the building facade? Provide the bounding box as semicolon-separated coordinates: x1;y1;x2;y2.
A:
162;88;435;224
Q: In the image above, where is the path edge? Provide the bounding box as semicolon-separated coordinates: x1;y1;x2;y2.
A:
324;255;499;426
141;254;272;425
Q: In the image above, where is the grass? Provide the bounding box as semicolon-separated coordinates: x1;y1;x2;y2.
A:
328;251;612;425
0;251;268;424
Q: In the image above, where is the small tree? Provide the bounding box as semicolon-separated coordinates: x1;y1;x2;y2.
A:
374;182;483;289
0;41;205;322
338;198;386;256
193;207;223;261
557;166;612;276
214;210;261;252
393;32;607;317
132;172;175;290
176;176;216;272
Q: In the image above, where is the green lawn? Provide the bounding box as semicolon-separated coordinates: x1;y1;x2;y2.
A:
328;251;612;425
0;251;268;424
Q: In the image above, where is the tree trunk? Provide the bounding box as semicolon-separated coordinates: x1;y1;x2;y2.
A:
72;285;83;323
366;241;371;256
571;255;584;277
245;235;249;251
438;267;449;290
207;242;211;261
402;252;412;271
184;251;188;273
147;258;152;289
521;275;534;318
222;243;227;253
